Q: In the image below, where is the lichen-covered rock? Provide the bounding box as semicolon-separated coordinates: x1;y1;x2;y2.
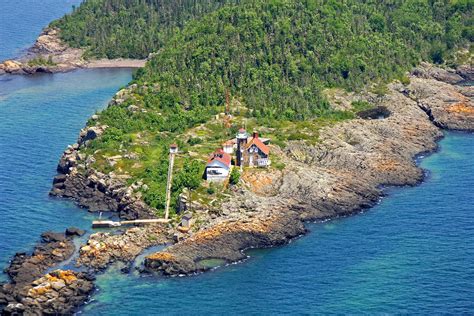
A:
2;270;94;315
77;226;171;270
0;230;87;315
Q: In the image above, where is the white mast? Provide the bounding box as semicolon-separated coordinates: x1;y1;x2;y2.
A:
164;143;178;220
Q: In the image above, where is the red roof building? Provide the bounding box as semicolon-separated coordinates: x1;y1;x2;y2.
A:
245;132;269;156
207;148;231;167
205;149;232;181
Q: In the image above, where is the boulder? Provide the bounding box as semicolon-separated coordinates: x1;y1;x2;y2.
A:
78;125;107;146
412;62;464;84
65;227;86;237
41;232;66;243
457;64;474;81
1;60;23;74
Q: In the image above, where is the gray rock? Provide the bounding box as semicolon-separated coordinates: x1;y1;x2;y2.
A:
41;232;66;243
65;227;86;237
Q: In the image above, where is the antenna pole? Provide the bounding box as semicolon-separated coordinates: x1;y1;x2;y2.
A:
164;145;177;220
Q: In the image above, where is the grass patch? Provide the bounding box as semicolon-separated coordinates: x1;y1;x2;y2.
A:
27;56;56;67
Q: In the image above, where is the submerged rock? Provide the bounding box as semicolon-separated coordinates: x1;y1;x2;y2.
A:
65;227;86;237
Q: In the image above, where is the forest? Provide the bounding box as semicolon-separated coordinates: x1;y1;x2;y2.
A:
54;0;472;119
58;0;472;213
51;0;244;59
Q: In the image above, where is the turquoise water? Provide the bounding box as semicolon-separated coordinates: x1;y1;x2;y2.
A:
82;132;474;315
2;1;474;314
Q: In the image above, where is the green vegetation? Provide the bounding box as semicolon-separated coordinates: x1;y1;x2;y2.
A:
27;55;56;66
229;168;241;185
351;100;374;112
62;0;472;215
134;0;471;120
51;0;241;59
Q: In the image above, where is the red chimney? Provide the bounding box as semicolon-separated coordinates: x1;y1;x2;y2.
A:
253;131;259;139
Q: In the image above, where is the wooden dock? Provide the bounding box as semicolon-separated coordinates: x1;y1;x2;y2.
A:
92;219;170;228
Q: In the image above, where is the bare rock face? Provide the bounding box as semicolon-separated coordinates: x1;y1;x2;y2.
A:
406;77;474;130
0;230;92;315
77;125;108;146
145;66;473;276
145;212;306;275
77;226;171;270
456;64;474;81
29;28;68;55
412;62;464;84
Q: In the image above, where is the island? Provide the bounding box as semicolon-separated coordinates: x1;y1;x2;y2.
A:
1;0;473;314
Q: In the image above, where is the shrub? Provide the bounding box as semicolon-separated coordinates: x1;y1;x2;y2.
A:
207;186;216;195
187;137;203;145
229;168;241;185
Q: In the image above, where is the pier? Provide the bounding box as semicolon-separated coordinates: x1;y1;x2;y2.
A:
92;219;170;228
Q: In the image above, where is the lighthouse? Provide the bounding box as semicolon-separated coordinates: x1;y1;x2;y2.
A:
236;128;248;170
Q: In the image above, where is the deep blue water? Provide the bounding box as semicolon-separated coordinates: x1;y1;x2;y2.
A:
0;0;82;61
1;1;474;315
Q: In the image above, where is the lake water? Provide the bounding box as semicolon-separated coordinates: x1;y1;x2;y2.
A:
1;1;473;314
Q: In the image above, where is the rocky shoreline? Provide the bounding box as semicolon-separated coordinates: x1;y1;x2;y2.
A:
1;63;472;314
48;63;474;278
0;228;95;315
0;28;145;75
144;64;474;275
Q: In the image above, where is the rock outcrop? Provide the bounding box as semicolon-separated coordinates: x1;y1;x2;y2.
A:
0;28;145;75
1;270;94;315
77;225;171;270
405;77;474;130
144;65;474;275
0;229;93;315
0;28;85;75
412;62;465;84
145;212;305;275
50;117;156;219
